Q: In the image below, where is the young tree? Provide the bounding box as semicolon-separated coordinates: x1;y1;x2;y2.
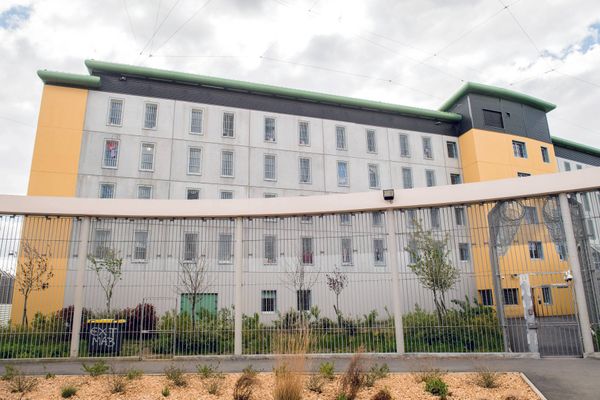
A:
177;256;213;328
88;249;123;314
15;242;53;326
405;221;459;323
326;267;348;318
281;258;320;319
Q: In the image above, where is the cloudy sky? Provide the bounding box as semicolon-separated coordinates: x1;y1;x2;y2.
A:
0;0;599;195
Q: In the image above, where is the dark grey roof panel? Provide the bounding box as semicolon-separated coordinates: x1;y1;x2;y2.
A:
554;145;600;166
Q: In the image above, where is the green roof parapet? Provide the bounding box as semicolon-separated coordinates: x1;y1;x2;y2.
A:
84;59;462;122
37;70;101;89
439;82;556;113
551;136;600;158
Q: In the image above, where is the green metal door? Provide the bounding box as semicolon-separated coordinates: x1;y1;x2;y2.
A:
180;293;218;318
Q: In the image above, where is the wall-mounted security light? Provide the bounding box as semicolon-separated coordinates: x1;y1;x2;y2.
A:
383;189;395;202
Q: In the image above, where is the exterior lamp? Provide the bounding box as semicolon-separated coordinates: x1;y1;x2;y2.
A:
383;189;395;202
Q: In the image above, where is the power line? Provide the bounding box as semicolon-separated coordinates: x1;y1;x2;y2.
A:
122;0;138;46
149;0;162;54
138;0;182;55
0;116;35;128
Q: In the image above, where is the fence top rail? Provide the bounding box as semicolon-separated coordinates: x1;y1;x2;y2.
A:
0;168;598;218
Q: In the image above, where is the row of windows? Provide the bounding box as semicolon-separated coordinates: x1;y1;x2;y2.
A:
107;99;460;159
511;140;551;163
479;286;554;306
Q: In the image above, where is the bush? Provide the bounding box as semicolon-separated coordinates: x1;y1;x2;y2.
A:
126;368;143;380
412;366;446;383
273;367;303;400
233;371;257;400
364;363;389;387
162;386;170;397
242;364;258;378
337;350;365;400
46;373;56;379
82;360;110;377
109;373;128;393
61;385;78;398
8;373;37;394
164;366;187;387
197;363;220;379
319;361;335;380
306;374;325;393
371;387;393;400
203;374;225;395
475;367;500;388
425;377;448;399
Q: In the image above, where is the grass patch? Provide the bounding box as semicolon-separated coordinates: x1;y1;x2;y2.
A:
82;360;110;377
475;366;500;388
61;385;78;398
319;361;335;380
164;365;187;387
425;376;449;399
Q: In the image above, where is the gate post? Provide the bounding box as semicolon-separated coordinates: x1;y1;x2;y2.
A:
385;210;405;354
558;193;595;355
233;217;244;356
70;217;90;358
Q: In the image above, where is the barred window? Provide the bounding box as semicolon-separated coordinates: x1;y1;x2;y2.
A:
564;161;571;171
137;185;153;199
402;167;413;189
422;137;433;159
94;229;111;259
103;139;119;168
264;117;276;142
450;173;462;185
447;141;457;158
218;234;233;263
222;112;234;137
479;289;493;306
399;134;410;157
336;126;347;150
301;237;313;265
455;207;466;226
220;191;233;200
368;164;380;189
133;231;148;261
221;150;234;177
140;143;155;171
541;146;550;163
524;206;539;224
186;189;200;200
183;233;198;261
297;289;311;311
264;235;277;264
99;183;115;199
190;109;203;134
108;99;123;126
299;121;310;145
430;207;440;229
512;140;527;158
341;237;353;265
373;238;385;265
188;147;202;174
528;241;543;259
261;290;277;313
372;211;384;226
542;286;553;305
503;288;519;305
144;103;158;129
337;161;349;186
426;169;436;187
299;158;311;183
340;213;351;225
459;243;470;261
366;129;376;153
264;154;276;181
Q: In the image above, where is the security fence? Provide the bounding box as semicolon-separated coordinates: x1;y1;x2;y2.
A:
0;169;598;359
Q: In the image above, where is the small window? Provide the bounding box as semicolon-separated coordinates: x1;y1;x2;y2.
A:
299;121;310;145
366;129;376;153
297;289;311;312
337;161;349;186
218;233;233;263
528;241;543;259
425;169;436;187
479;289;493;306
503;288;519;305
93;229;111;258
221;150;234;177
447;141;458;159
188;147;202;174
512;140;528;158
459;243;470;261
301;237;313;265
483;109;504;128
340;214;351;225
144;103;158;129
373;238;385;265
220;190;234;200
264;154;277;181
99;183;115;199
108;99;123;126
399;134;410;157
222;112;235;137
555;243;567;261
183;233;198;261
264;193;277;198
190;109;203;134
261;290;277;313
455;207;466;226
103;139;120;168
264;117;276;142
264;235;277;264
541;146;550;163
372;211;384;226
299;158;311;184
517;172;531;177
524;206;539;224
564;161;571;171
368;164;380;189
586;219;596;240
140;143;155;171
542;286;553;305
137;185;153;199
186;189;200;200
422;137;433;159
133;231;148;261
406;210;416;229
576;164;582;170
402;167;413;189
430;208;440;229
300;216;313;224
341;237;353;265
582;193;591;211
336;126;347;150
407;239;417;264
450;173;462;185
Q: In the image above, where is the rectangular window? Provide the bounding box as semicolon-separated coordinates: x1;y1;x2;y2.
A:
103;139;120;168
564;161;571;171
576;164;582;170
264;235;277;264
503;288;519;305
517;172;531;177
483;109;504;128
372;211;383;226
430;208;440;229
524;206;539;224
541;146;550;163
450;173;462;185
299;121;310;145
218;233;233;263
422;137;433;159
556;243;567;261
373;238;385;265
455;207;465;226
299;158;311;183
368;164;380;189
188;147;202;174
542;286;553;305
301;237;313;265
190;109;203;134
459;243;470;261
221;150;234;177
340;213;351;225
447;141;458;158
402;167;413;189
99;183;115;199
297;290;311;312
341;237;353;265
336;126;347;150
425;170;436;187
108;99;123;126
264;193;277;198
406;210;416;228
140;143;155;171
183;233;198;261
220;190;233;200
261;290;277;313
408;239;417;264
512;140;528;158
94;229;111;258
300;216;313;224
337;161;349;186
264;154;277;181
144;103;158;129
222;112;235;137
264;117;276;142
529;241;543;259
137;185;153;199
586;219;596;240
399;134;410;157
479;289;493;306
186;189;200;200
133;231;148;261
366;129;376;153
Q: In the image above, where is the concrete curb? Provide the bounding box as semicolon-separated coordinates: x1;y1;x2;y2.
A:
519;372;548;400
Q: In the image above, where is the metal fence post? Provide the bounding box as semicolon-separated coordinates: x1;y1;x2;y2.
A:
385;210;405;353
558;193;595;355
234;217;243;356
69;217;90;358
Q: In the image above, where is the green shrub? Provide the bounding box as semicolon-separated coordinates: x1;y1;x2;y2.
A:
126;368;143;380
371;387;393;400
203;374;225;395
162;386;170;397
233;370;257;400
82;360;110;377
8;373;37;394
197;363;219;379
164;366;187;387
109;373;128;393
364;363;389;387
242;364;258;377
319;361;335;380
61;385;78;398
475;367;500;388
412;366;446;383
425;377;448;399
306;374;325;393
45;372;56;379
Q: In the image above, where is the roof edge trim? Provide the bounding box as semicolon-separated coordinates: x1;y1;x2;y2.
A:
37;70;101;89
551;136;600;158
